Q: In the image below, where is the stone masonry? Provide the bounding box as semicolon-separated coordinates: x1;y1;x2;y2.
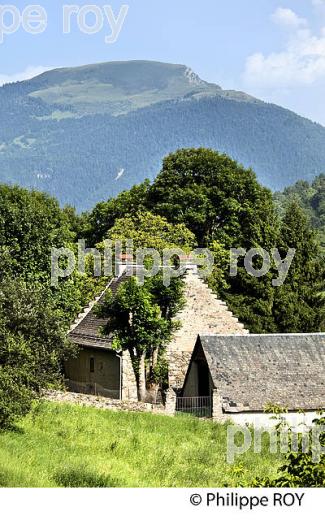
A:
167;269;249;390
45;390;165;414
122;350;138;402
66;268;249;404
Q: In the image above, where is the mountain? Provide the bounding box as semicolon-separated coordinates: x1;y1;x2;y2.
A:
0;60;324;210
20;61;257;116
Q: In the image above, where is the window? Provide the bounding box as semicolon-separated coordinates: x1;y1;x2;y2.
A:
90;357;95;373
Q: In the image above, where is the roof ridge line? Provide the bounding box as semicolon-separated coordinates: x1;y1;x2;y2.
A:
199;332;325;337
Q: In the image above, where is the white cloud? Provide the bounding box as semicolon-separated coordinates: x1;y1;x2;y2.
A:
271;7;307;28
0;66;51;86
311;0;325;15
243;7;325;88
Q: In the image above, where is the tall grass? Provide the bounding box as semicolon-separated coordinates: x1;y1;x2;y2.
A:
0;401;282;487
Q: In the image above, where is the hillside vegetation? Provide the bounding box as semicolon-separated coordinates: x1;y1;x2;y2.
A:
0;402;282;487
86;148;325;335
275;174;325;249
1;61;325;209
0;148;324;428
0;150;324;488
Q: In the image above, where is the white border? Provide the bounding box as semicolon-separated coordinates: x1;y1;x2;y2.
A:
0;488;322;520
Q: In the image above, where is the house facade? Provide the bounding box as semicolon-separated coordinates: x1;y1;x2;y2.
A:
66;272;138;401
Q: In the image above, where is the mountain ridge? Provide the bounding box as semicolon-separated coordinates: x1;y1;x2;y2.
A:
2;60;261;116
0;60;324;210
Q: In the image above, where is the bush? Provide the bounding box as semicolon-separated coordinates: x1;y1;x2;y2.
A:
0;366;34;430
0;279;75;429
252;416;325;487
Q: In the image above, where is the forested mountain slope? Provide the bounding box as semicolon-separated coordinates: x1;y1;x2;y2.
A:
0;60;324;210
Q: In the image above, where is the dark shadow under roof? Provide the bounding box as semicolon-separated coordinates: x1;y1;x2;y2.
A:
199;334;325;412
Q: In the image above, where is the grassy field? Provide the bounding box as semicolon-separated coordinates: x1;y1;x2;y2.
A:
0;402;283;487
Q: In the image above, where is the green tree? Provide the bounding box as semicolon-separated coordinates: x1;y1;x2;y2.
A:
145;149;283;333
273;201;325;332
274;174;325;249
222;269;278;333
107;211;196;251
0;184;108;326
224;201;325;333
0;185;111;429
0;184;73;282
0;278;75;428
206;240;233;295
148;148;277;248
86;181;151;245
98;275;184;401
253;415;325;487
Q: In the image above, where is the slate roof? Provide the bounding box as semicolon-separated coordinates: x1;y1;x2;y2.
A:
198;334;325;412
68;273;129;350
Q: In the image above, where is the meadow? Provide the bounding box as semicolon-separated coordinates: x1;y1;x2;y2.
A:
0;402;283;487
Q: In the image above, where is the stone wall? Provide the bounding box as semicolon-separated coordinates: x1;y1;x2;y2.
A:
121;350;138;401
167;270;249;389
225;411;321;430
212;389;225;422
165;388;177;415
45;390;164;413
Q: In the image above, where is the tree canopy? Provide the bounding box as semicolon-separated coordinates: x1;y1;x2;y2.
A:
147;148;277;248
0;278;75;428
107;211;196;251
0;185;107;427
1;147;324;419
274;173;325;250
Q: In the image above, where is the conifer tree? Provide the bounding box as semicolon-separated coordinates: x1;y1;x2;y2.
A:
273;201;325;332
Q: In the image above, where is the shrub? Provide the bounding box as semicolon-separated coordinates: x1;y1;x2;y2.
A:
252;415;325;487
0;366;34;430
0;279;75;430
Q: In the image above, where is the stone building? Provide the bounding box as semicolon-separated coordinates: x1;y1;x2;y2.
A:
66;272;138;401
166;269;248;391
181;334;325;426
65;267;325;423
65;267;247;402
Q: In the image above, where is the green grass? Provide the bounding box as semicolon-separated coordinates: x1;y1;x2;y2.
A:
0;401;283;487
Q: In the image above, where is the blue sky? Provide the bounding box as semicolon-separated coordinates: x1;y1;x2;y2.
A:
1;0;325;124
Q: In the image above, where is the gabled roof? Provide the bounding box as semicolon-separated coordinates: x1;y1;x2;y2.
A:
68;273;130;350
197;334;325;412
